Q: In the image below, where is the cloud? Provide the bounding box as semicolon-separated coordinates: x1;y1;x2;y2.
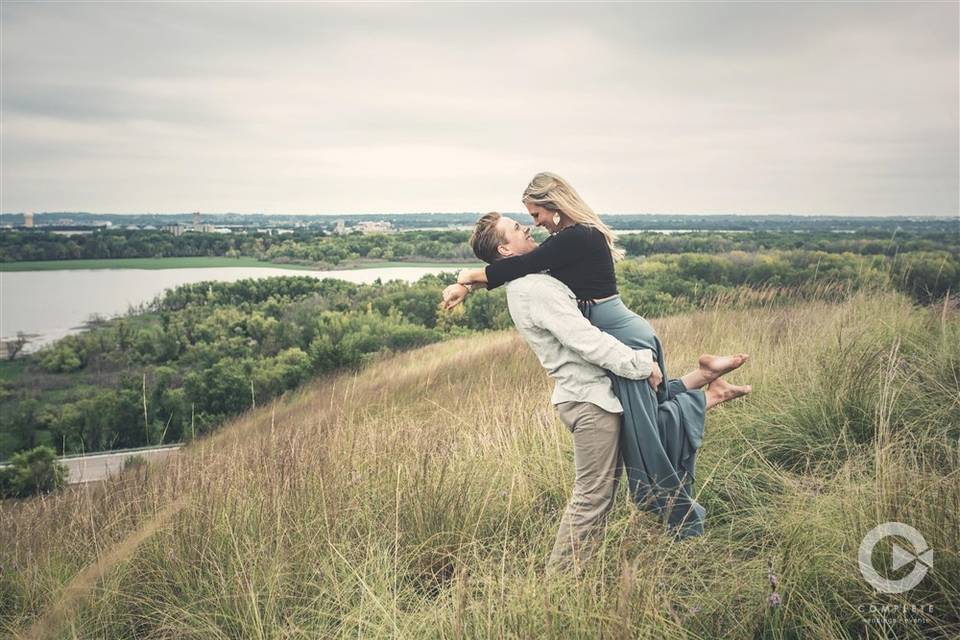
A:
1;2;956;215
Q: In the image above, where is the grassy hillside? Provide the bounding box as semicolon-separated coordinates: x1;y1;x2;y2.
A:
1;292;958;639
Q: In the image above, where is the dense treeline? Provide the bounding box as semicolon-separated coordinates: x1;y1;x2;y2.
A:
0;229;245;261
4;227;958;267
4;210;956;232
618;249;958;312
616;230;960;258
0;229;476;265
1;235;957;463
261;231;475;264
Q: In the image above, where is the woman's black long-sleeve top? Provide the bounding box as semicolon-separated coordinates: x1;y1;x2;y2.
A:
484;224;618;300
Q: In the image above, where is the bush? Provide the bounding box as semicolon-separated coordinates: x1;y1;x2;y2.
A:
307;310;441;372
0;465;17;498
183;358;254;417
38;342;83;373
0;445;67;498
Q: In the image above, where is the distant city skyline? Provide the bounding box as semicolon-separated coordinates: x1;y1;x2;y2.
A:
3;210;959;219
2;2;958;217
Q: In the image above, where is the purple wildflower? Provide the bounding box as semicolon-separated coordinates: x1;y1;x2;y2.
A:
766;558;782;609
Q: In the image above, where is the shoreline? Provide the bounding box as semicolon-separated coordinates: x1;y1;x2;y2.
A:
0;256;479;272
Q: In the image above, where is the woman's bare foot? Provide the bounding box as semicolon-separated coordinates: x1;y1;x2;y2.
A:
680;353;750;390
699;353;749;383
705;377;752;410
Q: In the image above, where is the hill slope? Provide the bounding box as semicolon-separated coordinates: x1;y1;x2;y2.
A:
2;292;958;639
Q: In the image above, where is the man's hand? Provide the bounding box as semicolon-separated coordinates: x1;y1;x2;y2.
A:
647;362;663;391
442;283;469;310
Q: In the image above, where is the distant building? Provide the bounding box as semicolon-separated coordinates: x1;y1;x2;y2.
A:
92;220;112;228
356;221;393;234
192;211;201;229
23;212;34;228
162;224;184;237
334;219;346;235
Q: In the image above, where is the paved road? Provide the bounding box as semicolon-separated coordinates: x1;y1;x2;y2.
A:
30;446;184;484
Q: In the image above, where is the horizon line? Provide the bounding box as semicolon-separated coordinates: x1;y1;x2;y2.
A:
2;211;957;220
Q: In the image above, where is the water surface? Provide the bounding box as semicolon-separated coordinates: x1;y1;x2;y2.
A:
1;266;457;353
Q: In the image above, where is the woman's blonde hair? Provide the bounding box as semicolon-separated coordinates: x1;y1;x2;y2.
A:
521;172;624;260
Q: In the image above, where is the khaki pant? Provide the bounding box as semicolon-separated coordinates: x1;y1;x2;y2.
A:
546;401;622;575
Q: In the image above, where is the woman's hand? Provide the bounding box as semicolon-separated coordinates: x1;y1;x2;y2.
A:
442;283;469;310
647;362;663;391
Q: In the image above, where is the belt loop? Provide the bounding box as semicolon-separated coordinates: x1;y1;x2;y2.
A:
577;298;593;318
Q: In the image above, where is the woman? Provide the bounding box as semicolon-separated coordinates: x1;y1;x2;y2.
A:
444;172;751;538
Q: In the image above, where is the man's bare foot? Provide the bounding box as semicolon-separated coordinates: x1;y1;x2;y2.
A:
705;377;752;410
698;353;749;384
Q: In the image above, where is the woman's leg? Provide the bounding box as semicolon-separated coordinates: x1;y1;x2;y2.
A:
655;390;707;537
679;354;750;392
584;301;708;538
704;377;752;410
612;375;706;538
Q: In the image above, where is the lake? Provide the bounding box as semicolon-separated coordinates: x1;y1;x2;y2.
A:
1;265;462;354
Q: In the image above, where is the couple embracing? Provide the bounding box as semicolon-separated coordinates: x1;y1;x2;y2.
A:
442;172;751;574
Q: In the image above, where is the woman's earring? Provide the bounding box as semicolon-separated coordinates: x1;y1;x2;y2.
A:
552;213;561;226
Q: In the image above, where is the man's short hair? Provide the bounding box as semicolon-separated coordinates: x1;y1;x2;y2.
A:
469;212;505;264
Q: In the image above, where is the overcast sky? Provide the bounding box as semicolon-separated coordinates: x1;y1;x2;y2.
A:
2;2;957;216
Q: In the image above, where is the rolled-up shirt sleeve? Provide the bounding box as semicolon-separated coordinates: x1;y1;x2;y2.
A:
529;286;654;380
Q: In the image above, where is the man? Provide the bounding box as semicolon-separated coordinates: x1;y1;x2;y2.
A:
447;212;662;574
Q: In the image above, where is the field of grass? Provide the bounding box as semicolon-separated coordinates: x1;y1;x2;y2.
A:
1;292;957;639
0;257;476;272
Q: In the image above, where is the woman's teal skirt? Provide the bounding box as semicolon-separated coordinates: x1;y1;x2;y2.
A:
581;296;707;538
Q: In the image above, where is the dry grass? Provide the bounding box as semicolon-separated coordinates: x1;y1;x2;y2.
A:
1;292;958;639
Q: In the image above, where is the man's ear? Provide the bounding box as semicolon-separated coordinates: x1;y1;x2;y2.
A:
497;244;511;257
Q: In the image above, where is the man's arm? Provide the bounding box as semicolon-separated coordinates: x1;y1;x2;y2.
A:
528;283;654;380
457;268;488;286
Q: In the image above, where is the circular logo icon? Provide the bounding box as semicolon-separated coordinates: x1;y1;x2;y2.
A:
858;522;932;593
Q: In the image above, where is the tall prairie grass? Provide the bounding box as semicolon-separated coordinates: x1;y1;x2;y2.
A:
1;291;957;639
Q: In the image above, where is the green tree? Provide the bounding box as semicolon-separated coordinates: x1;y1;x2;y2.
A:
1;445;67;498
38;342;83;373
184;359;253;417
